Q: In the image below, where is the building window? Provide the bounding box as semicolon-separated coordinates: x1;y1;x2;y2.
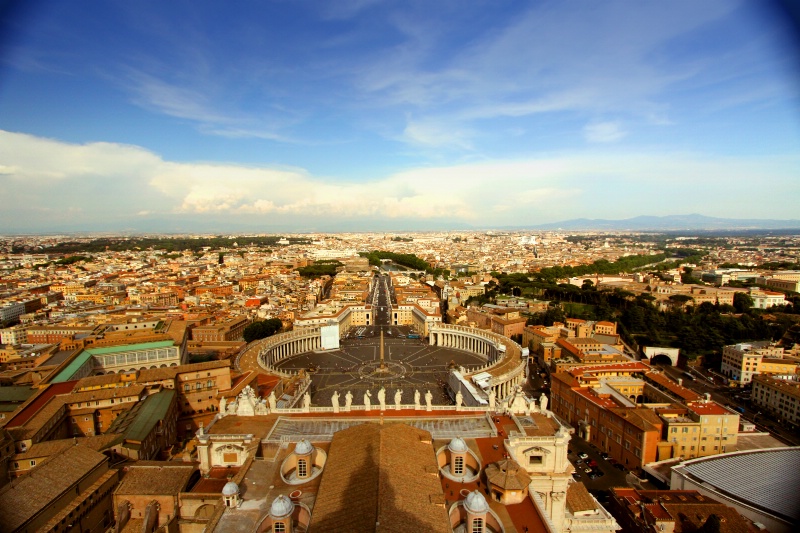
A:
274;522;286;533
472;518;484;533
184;384;190;392
454;456;464;476
529;455;543;465
298;459;307;478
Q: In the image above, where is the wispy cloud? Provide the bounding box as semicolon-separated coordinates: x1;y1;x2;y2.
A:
583;121;627;143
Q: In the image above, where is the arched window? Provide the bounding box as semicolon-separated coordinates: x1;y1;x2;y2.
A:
471;517;483;532
297;458;307;478
274;521;286;532
454;456;464;476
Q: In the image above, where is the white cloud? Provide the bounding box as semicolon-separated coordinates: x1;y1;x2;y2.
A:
583;121;627;143
1;129;798;231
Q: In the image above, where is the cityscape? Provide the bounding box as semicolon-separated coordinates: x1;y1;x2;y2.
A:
2;1;800;533
0;230;800;532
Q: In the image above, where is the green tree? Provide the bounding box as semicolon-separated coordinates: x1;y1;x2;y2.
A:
243;318;283;343
733;292;754;313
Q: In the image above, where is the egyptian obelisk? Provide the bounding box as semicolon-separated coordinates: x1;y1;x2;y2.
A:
379;330;386;371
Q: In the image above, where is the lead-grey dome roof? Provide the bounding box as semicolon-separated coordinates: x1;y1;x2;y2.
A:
222;481;239;496
270;494;294;518
448;437;468;453
464;490;489;514
295;439;313;455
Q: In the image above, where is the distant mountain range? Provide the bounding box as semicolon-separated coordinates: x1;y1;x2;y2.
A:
7;213;800;236
516;214;800;232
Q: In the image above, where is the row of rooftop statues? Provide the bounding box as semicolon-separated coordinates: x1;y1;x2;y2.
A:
219;384;549;417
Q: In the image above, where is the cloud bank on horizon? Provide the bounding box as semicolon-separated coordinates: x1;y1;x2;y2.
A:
0;0;799;232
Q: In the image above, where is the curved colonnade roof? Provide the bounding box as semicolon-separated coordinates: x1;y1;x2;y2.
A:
676;447;800;523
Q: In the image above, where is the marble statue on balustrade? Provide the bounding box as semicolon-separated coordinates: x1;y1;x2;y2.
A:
539;393;548;412
255;399;267;415
455;389;463;409
331;390;340;413
506;385;530;415
364;390;372;411
488;389;496;411
425;390;433;411
345;390;353;412
377;386;386;411
302;392;311;412
268;390;277;410
227;398;238;416
394;389;402;410
219;396;227;415
236;385;258;416
414;389;421;410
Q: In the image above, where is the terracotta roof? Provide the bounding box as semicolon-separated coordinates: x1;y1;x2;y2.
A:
137;359;230;382
0;445;107;531
115;463;195;496
65;384;147;403
13;433;122;460
485;458;531;490
566;482;596;513
308;422;450;533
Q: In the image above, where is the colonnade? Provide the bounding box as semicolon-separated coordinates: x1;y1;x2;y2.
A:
492;373;525;400
430;330;497;360
429;324;527;401
258;328;322;370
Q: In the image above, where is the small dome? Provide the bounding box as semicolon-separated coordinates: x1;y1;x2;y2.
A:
464;490;489;514
295;439;313;455
222;481;239;496
270;494;294;518
448;437;468;453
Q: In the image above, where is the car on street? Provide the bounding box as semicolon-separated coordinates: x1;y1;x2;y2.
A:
587;459;598;468
572;473;581;481
584;467;593;474
600;452;609;460
578;452;589;459
613;463;626;471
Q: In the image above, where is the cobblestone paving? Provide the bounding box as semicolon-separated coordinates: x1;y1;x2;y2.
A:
272;328;488;405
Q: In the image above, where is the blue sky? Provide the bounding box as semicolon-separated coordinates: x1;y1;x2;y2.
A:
1;0;799;233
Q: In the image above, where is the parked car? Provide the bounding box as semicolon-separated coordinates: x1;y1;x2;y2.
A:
575;459;583;465
588;459;598;468
572;473;582;480
600;452;610;460
578;452;589;459
613;463;626;471
584;467;593;474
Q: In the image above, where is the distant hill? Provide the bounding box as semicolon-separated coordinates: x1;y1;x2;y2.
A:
518;214;800;231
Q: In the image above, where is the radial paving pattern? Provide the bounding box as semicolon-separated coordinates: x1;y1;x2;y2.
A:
272;325;488;405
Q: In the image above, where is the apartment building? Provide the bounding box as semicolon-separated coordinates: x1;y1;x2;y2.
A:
551;363;738;468
296;301;372;336
751;374;800;426
748;288;788;309
656;401;739;460
191;316;250;342
720;342;797;386
490;313;527;338
550;370;662;469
